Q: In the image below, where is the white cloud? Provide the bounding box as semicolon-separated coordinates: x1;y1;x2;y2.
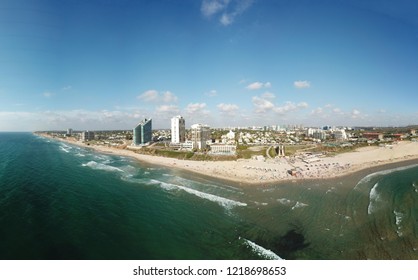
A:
62;86;72;91
162;91;178;103
186;103;208;114
156;105;180;114
351;109;361;119
206;89;218;97
274;101;308;115
246;81;271;90
201;0;254;26
252;96;275;113
43;92;54;98
220;13;233;25
294;80;311;89
201;0;230;17
217;103;239;115
247;82;263;90
138;90;159;102
0;109;145;131
311;107;323;115
298;102;309;108
138;90;178;103
261;92;275;99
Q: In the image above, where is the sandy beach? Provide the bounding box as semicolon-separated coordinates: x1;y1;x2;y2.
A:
38;133;418;185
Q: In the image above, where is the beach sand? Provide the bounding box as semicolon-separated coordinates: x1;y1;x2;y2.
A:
38;133;418;185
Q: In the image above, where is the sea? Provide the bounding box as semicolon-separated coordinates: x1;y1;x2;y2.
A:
0;132;417;260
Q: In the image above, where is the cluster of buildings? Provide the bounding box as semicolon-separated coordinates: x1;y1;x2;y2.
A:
131;116;236;155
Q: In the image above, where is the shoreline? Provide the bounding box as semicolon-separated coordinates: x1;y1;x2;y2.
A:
36;132;418;186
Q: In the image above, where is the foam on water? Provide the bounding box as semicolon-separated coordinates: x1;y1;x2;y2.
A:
393;210;405;237
355;164;418;191
242;238;284;260
253;201;269;206
82;161;124;173
325;187;336;194
172;176;243;194
150;179;247;209
367;182;380;215
291;201;309;210
94;154;112;161
277;198;308;210
277;198;294;206
59;146;71;153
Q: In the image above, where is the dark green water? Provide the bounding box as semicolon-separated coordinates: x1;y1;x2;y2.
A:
0;133;417;259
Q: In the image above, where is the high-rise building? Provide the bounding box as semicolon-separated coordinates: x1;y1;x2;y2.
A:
133;118;152;145
171;115;185;144
81;130;95;142
191;123;211;150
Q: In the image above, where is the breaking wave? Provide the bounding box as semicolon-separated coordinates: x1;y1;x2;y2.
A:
82;161;124;173
242;238;284;260
59;146;71;153
292;201;309;210
393;210;405;237
278;198;308;210
150;179;247;209
354;164;418;190
367;182;380;215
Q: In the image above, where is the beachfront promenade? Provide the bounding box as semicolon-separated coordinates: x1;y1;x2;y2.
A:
37;133;418;184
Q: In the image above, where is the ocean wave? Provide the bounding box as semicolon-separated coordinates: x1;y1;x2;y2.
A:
242;238;284;260
325;187;336;194
393;210;405;237
277;198;294;206
367;182;381;215
355;164;418;191
253;201;269;206
169;176;244;194
59;146;71;153
82;161;124;173
291;201;309;210
277;198;308;210
94;154;112;162
151;179;247;209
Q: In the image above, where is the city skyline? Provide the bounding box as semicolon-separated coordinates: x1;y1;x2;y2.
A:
1;0;418;131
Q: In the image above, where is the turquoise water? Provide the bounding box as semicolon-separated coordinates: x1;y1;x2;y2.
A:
0;133;417;259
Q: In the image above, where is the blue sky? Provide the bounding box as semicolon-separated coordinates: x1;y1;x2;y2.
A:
1;0;418;131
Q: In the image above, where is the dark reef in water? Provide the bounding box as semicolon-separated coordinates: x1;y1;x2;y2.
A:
272;229;310;259
246;222;310;260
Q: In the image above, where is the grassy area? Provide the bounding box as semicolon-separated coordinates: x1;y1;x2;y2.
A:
305;142;369;156
135;147;237;161
236;145;268;159
281;144;312;156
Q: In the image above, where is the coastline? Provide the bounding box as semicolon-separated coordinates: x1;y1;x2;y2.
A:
36;132;418;186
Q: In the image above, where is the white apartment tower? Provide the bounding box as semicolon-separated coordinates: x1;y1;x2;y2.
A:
171;115;185;144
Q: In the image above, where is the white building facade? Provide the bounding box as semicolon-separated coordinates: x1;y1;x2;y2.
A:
334;129;347;141
209;144;236;155
171;115;185;144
